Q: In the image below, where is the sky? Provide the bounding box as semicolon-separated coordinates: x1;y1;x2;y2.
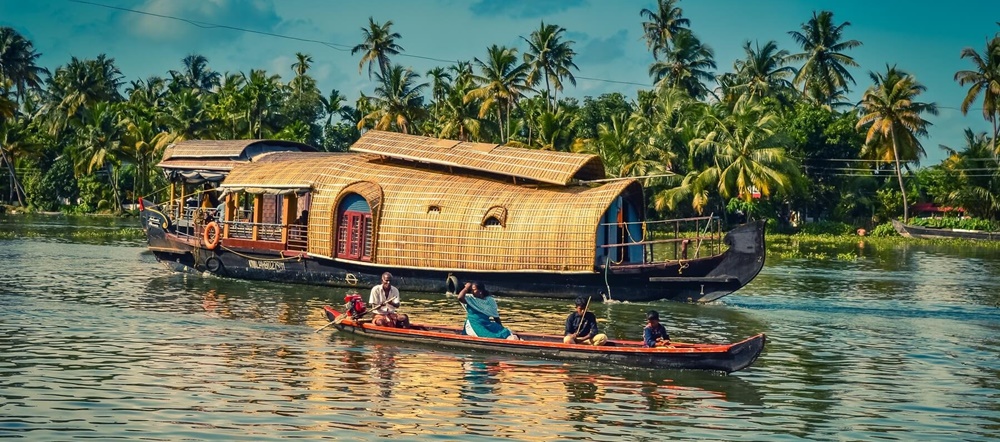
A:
2;0;999;166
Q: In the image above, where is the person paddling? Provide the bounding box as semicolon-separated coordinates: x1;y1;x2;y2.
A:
563;296;607;346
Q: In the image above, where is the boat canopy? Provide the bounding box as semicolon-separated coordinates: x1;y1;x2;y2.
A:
349;130;606;185
158;139;316;184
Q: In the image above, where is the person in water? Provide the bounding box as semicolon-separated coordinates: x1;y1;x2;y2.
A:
643;310;671;347
457;281;519;340
563;296;607;346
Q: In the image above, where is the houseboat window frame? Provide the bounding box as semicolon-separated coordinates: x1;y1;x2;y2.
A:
483;216;503;228
336;193;373;262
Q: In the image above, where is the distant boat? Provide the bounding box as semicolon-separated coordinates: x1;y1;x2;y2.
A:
321;305;766;373
139;130;766;303
891;219;1000;241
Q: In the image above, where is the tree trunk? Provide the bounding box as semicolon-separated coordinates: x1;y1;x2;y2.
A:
891;129;909;223
0;147;25;206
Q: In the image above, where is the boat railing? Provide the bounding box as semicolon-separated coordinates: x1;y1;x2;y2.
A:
287;225;308;251
159;200;309;251
599;216;723;263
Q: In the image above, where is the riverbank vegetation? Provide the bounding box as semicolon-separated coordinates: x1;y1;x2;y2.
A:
2;1;999;234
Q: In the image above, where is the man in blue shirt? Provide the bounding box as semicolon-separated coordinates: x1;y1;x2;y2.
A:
643;310;671;347
563;297;608;346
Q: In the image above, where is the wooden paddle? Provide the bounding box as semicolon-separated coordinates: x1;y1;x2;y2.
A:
572;296;592;341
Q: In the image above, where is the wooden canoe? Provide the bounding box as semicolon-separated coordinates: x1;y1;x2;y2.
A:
321;306;766;373
891;219;1000;241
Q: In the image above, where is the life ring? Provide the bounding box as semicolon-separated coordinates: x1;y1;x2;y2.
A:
203;221;221;250
446;275;459;294
205;256;222;273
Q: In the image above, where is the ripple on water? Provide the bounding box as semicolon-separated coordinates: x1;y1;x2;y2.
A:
2;233;1000;440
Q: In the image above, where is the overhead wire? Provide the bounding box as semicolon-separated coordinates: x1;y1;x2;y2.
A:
67;0;654;89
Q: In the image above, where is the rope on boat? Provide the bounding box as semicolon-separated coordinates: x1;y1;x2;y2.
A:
693;212;713;258
135;183;174;207
603;255;613;301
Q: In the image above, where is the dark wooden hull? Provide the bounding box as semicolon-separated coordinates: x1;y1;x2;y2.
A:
891;219;1000;241
140;200;764;303
321;306;765;373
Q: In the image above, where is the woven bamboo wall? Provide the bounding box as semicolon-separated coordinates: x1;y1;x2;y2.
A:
221;152;641;272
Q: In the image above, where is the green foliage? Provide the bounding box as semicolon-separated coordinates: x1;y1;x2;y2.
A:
726;197;771;221
874;187;902;222
577;93;633;140
869;221;898;237
908;217;999;231
74;173;111;214
796;220;854;235
781;102;862;221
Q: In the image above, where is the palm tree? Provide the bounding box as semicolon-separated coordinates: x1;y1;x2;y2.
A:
358;64;427;134
856;65;938;222
290;52;314;95
425;66;452;132
241;69;284;138
577;113;641;177
639;0;690;60
466;45;531;143
125;76;168;110
438;66;482;141
658;100;796;214
733;40;797;103
938;129;1000;219
954;35;1000;145
522;22;578;111
40;55;124;136
163;89;211;140
74;101;127;213
169;54;220;93
647;30;716;99
0;27;48;105
787;11;862;106
0;116;35;206
322;88;350;126
351;17;403;80
529;106;577;151
207;73;247;139
121;118;176;200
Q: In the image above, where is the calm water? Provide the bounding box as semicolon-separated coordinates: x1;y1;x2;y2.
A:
1;215;998;440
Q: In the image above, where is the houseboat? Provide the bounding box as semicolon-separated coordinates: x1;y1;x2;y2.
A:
139;131;765;302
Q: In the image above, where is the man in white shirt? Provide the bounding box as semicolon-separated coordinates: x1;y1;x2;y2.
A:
369;272;409;327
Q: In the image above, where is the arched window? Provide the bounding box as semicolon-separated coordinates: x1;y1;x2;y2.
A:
337;193;372;261
481;206;507;228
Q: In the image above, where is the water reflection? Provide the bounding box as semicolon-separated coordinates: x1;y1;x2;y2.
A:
4;219;1000;440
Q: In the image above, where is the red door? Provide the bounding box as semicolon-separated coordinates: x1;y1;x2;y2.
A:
337;210;372;260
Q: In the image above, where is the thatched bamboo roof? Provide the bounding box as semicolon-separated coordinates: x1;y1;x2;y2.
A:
161;139;315;161
220;150;642;272
158;139;317;183
350;131;606;185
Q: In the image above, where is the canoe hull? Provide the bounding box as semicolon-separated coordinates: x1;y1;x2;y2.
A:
321;306;765;373
891;219;1000;241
